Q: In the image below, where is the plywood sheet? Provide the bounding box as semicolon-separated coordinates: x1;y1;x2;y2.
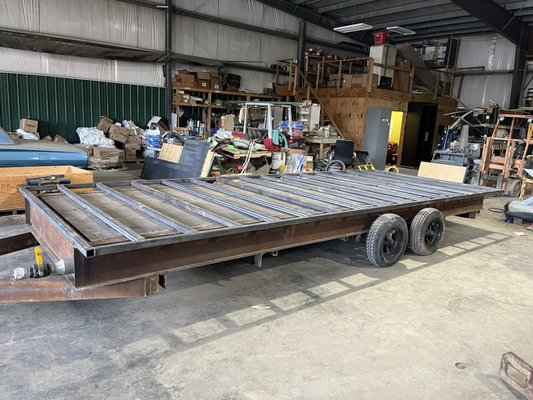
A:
0;166;93;212
159;143;183;163
418;162;466;183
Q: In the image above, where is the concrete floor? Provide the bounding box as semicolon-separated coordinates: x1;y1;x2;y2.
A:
0;169;532;399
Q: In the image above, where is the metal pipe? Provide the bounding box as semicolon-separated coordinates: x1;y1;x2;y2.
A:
165;0;173;129
297;19;306;73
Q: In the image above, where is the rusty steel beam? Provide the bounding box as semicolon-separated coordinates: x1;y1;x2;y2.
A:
0;274;162;303
0;232;38;256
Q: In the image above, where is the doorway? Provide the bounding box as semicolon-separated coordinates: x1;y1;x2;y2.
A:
401;103;438;168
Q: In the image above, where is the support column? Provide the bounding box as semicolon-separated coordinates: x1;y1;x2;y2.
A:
510;43;527;109
297;18;306;73
165;0;173;129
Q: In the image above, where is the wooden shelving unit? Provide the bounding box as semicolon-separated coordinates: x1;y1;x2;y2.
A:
172;86;279;132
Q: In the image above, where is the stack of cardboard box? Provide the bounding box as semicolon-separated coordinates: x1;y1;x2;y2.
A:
107;124;144;161
83;116;147;167
173;70;222;91
174;71;197;89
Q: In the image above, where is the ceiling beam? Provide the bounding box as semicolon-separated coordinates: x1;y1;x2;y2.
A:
403;16;478;30
315;0;375;15
253;0;339;28
449;0;530;47
390;22;488;40
253;0;371;46
371;10;469;30
340;0;450;23
394;28;494;42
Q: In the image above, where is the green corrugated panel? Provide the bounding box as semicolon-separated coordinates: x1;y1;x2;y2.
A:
0;73;165;142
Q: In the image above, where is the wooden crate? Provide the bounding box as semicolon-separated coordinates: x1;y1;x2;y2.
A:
0;166;93;212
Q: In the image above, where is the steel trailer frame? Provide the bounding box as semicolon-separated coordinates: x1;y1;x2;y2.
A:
1;171;498;302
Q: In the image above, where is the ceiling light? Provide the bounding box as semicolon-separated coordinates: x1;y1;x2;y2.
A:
334;23;373;33
386;26;416;35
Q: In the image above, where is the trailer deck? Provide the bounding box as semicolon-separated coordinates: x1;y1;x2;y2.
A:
1;170;499;302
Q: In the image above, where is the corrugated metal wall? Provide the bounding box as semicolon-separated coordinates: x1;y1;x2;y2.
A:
0;73;165;142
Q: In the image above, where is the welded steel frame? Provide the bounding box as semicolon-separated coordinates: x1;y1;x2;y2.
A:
19;171;498;291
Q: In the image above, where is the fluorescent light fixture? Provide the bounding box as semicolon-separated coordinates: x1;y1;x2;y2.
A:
334;23;373;33
386;26;416;35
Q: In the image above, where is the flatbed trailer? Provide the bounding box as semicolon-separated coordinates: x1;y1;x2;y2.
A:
0;171;499;302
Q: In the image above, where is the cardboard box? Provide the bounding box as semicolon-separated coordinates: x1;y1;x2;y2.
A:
125;148;138;161
0;166;93;212
91;147;124;168
287;149;308;157
20;118;38;133
197;71;211;80
75;144;93;157
96;116;113;133
211;76;221;91
53;135;68;143
41;135;53;141
342;74;379;88
127;135;143;150
108;125;129;143
198;79;210;89
174;73;197;88
92;147;122;159
129;128;143;136
221;115;235;131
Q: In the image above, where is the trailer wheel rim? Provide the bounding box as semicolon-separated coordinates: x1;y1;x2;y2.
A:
425;220;444;247
383;227;402;256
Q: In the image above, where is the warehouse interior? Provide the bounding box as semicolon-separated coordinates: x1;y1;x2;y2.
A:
1;0;533;399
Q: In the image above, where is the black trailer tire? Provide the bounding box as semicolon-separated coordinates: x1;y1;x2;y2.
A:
409;208;445;256
365;213;408;268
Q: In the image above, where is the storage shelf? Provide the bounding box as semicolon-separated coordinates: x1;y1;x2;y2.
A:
173;86;279;133
173;86;278;99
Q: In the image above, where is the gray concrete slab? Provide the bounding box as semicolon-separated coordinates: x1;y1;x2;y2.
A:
0;196;531;400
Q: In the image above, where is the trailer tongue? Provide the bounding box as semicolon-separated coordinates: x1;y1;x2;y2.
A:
1;171;499;303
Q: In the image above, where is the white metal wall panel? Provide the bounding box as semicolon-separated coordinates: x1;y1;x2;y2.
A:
453;34;516;108
0;0;164;50
453;74;512;108
0;47;165;87
456;34;515;70
0;0;357;87
0;0;40;31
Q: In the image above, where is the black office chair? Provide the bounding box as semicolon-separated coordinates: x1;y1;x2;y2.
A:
327;140;355;171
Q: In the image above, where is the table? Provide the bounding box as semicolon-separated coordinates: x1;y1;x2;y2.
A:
304;136;339;159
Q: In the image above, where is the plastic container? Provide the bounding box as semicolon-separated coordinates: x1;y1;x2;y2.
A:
373;31;389;45
293;123;304;139
146;129;162;149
